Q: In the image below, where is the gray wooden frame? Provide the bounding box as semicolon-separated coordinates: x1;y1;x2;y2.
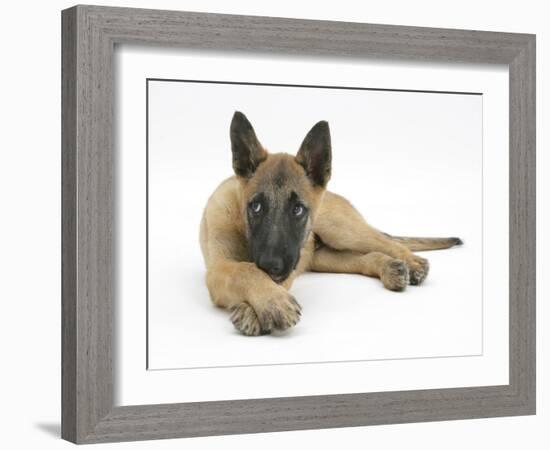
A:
61;4;536;444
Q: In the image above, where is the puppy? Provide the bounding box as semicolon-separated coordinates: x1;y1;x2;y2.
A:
200;112;462;336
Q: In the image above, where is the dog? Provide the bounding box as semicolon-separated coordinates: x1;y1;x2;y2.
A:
199;111;463;336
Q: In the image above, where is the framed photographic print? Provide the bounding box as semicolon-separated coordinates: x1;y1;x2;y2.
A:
61;5;536;444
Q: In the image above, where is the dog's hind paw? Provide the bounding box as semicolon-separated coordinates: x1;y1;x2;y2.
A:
230;302;263;336
406;255;430;285
381;259;409;291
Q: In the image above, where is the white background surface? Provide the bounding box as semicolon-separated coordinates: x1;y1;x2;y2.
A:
148;78;485;369
0;1;546;449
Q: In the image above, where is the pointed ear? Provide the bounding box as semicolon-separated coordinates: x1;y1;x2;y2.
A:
230;111;267;178
295;121;332;187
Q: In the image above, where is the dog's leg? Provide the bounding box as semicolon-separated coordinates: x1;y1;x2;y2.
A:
206;259;302;336
310;247;409;291
314;192;429;285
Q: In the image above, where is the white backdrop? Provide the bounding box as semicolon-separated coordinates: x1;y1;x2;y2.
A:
147;79;483;369
0;1;546;449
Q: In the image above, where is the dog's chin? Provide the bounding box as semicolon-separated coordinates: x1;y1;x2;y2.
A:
253;258;298;284
270;274;289;284
255;266;290;284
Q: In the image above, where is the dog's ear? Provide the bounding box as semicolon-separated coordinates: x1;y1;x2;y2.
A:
230;111;267;178
295;121;332;187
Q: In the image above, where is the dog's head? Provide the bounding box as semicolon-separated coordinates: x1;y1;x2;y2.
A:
230;111;332;283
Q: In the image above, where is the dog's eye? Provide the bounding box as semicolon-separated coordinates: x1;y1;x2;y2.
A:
249;201;262;214
292;204;305;217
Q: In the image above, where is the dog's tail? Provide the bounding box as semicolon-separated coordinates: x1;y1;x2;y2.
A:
384;234;463;251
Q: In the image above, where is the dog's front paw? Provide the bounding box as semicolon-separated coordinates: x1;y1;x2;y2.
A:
381;259;409;291
230;302;263;336
230;293;302;336
406;255;429;285
257;292;302;333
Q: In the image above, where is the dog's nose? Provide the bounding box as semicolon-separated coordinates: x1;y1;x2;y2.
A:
258;255;284;278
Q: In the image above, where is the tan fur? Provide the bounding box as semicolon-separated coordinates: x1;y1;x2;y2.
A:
200;149;460;336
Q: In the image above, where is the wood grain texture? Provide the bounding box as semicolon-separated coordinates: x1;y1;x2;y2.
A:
508;37;536;407
61;7;77;443
62;5;114;443
61;4;536;444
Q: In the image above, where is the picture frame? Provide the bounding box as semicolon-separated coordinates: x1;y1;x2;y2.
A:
61;4;535;444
